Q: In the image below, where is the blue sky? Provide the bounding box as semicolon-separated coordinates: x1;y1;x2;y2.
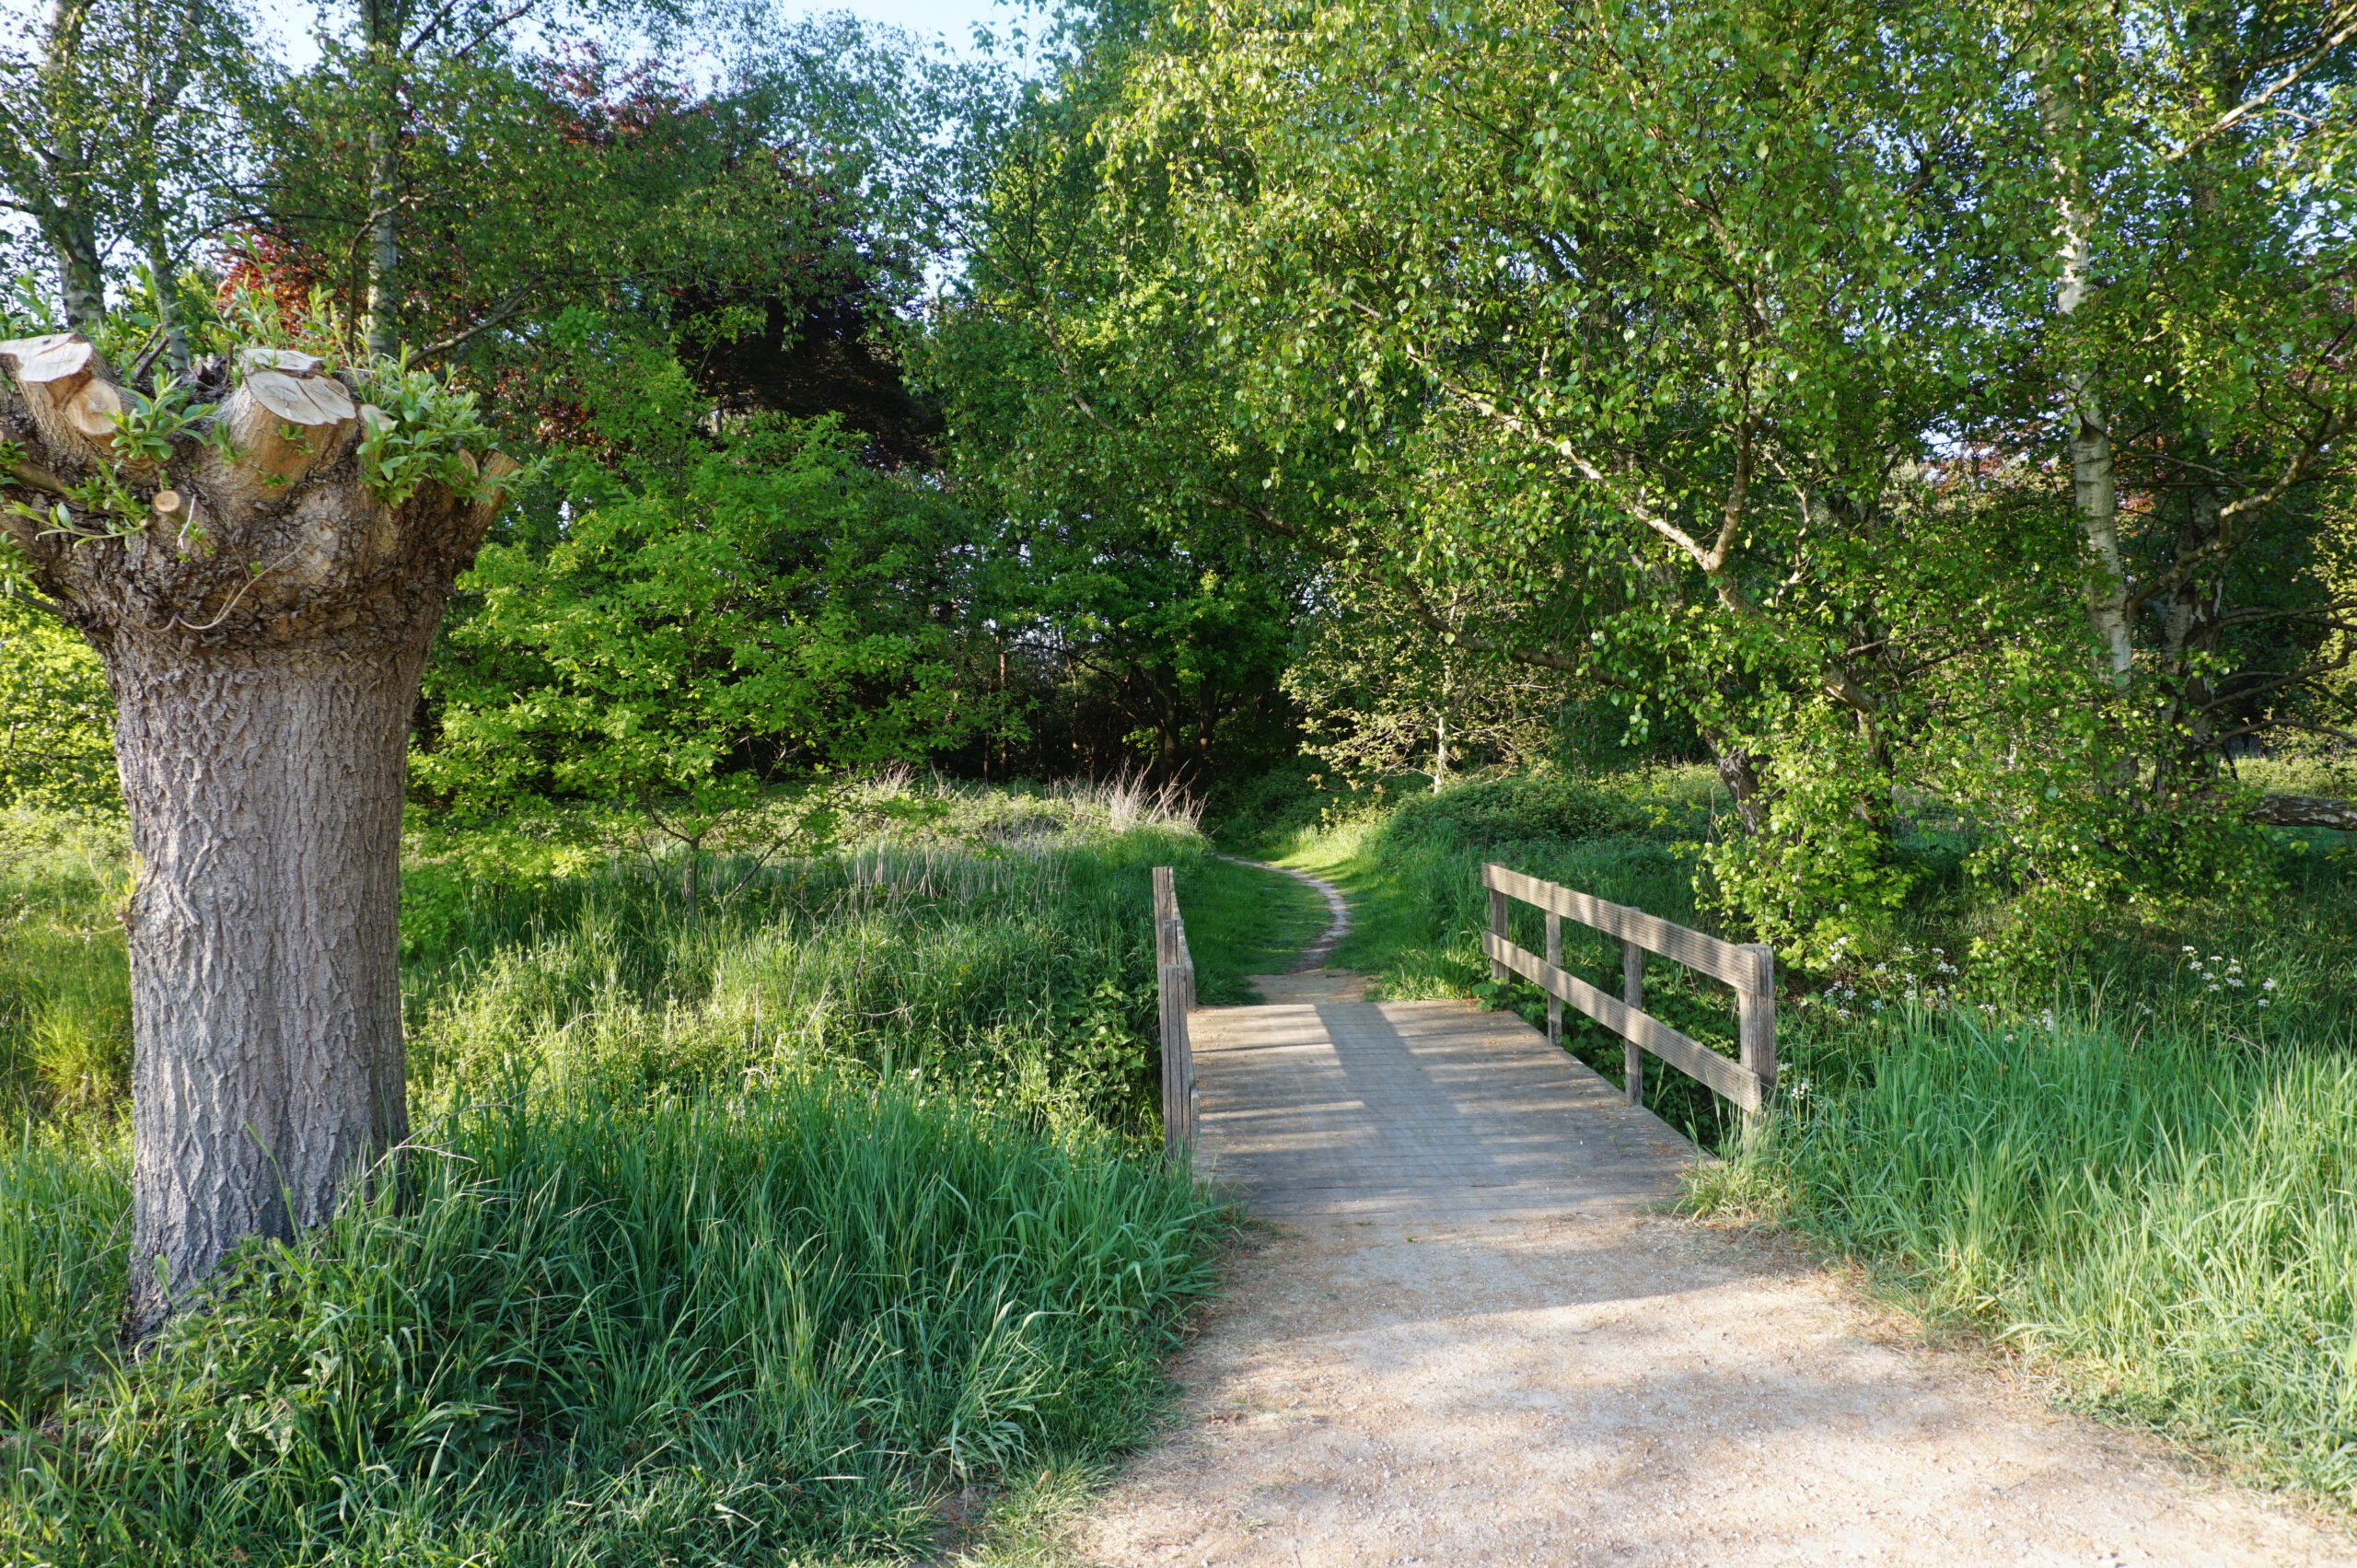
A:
810;0;1016;51
238;0;1030;65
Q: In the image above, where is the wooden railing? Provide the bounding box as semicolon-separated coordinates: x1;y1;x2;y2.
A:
1152;865;1197;1156
1481;863;1776;1116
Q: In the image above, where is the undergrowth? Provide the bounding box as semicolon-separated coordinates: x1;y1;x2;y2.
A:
1690;1012;2357;1505
7;1082;1218;1566
0;778;1294;1563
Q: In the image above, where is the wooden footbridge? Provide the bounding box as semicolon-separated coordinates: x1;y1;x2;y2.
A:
1151;860;1777;1214
1101;862;2353;1568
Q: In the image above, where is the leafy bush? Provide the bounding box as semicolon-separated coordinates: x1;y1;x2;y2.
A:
0;601;115;814
1376;772;1667;851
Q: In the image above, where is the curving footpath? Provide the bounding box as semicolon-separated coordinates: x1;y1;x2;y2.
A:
1213;854;1353;974
1082;861;2357;1568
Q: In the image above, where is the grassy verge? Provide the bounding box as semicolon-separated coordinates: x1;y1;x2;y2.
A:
0;812;133;1119
0;781;1240;1564
8;1081;1218;1566
1691;1011;2357;1505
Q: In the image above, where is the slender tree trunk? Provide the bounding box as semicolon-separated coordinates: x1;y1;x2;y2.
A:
361;0;404;359
113;635;420;1328
52;224;106;334
2155;483;2228;793
365;122;401;358
2036;77;2132;691
34;0;106;333
140;214;192;378
1710;739;1770;834
0;332;510;1337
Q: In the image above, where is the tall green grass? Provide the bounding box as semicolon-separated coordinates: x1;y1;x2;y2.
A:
401;834;1197;1130
1695;1013;2357;1504
0;782;1287;1562
8;1080;1219;1565
0;813;133;1117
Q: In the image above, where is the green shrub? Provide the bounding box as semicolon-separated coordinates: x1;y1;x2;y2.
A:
1376;772;1666;851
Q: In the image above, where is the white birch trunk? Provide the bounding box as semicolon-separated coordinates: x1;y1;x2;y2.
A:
2038;77;2133;691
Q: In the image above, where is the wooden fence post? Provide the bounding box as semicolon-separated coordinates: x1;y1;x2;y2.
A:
1737;942;1775;1139
1479;861;1776;1123
1545;911;1562;1048
1153;865;1194;1158
1621;940;1644;1106
1488;872;1509;983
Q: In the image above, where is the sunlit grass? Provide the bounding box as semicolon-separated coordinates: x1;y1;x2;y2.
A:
6;1080;1220;1565
1692;1010;2357;1504
0;783;1297;1563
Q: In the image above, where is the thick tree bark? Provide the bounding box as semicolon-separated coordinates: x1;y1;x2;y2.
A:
0;333;508;1336
112;634;420;1327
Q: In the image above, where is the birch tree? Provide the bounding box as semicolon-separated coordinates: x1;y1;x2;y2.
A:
982;0;2357;957
0;0;254;336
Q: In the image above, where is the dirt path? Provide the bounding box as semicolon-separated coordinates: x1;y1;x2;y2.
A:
1080;863;2355;1566
1213;854;1352;973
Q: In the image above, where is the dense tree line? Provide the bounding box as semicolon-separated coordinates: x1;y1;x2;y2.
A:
938;0;2357;959
6;0;2356;958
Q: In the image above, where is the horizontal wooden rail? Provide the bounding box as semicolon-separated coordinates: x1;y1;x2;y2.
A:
1152;865;1198;1156
1482;862;1774;1117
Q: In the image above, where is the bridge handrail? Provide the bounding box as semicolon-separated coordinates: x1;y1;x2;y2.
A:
1152;865;1197;1156
1481;862;1775;1116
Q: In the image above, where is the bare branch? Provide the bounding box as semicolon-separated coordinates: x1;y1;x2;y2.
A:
411;281;542;363
0;583;72;622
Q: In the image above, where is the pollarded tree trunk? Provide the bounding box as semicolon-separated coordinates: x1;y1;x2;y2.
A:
0;332;511;1338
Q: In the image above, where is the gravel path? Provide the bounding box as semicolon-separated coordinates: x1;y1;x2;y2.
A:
1079;865;2356;1567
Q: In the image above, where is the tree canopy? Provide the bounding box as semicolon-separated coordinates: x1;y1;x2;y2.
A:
3;0;2354;966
